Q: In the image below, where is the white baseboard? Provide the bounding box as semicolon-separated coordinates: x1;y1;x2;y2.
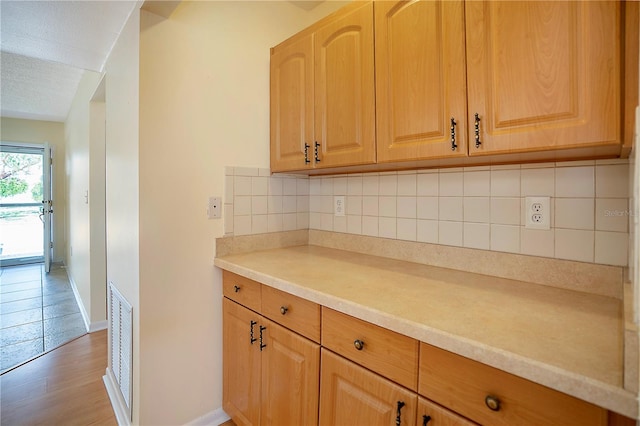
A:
186;408;231;426
64;266;107;333
89;319;108;332
65;269;91;333
103;368;131;426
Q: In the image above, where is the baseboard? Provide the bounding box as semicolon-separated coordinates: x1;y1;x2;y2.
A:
64;266;107;333
186;408;231;426
89;319;108;332
65;269;91;333
103;368;131;426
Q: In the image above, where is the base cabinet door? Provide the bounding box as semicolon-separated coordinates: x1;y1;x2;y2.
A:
223;298;320;426
223;298;261;426
260;318;320;426
319;349;417;426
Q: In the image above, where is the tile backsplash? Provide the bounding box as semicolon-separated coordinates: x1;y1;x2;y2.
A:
224;159;631;267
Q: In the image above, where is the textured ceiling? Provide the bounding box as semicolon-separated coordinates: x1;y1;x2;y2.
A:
0;1;137;122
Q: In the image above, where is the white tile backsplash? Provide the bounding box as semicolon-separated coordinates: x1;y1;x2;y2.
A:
463;197;490;223
555;198;594;230
555;229;594;263
439;172;463;196
225;161;630;266
464;171;490;196
555;166;595;198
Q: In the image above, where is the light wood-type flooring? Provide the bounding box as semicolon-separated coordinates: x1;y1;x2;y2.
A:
0;329;116;426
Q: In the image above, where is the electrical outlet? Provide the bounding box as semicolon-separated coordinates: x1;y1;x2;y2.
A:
525;196;550;230
334;196;345;217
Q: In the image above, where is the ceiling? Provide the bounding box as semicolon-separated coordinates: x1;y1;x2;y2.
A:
0;1;137;122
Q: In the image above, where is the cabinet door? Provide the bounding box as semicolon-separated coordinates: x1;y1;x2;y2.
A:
416;397;477;426
314;1;376;168
223;298;261;426
270;34;314;172
375;0;467;162
319;349;417;426
260;318;320;426
466;1;621;156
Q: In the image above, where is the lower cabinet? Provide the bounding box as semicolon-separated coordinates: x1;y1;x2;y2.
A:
222;298;320;426
319;349;417;426
221;271;636;426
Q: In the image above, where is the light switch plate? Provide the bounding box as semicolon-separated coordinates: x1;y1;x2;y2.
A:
208;196;221;219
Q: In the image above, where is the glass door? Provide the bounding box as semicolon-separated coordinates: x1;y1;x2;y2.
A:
0;143;51;268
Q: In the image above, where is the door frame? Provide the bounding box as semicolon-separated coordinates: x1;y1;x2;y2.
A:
0;141;53;269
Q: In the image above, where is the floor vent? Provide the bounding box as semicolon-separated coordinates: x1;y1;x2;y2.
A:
109;282;133;418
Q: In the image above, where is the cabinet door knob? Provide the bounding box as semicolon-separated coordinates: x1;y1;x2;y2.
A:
234;285;240;293
280;306;288;315
353;339;365;350
485;395;501;411
422;415;432;426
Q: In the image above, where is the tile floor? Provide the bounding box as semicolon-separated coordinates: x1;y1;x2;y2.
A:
0;263;87;374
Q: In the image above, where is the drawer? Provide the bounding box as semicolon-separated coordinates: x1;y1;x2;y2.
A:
417;397;477;426
321;307;418;391
261;285;321;343
222;271;261;312
418;343;608;426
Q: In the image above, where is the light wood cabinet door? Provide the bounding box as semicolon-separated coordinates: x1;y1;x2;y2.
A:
465;1;621;156
223;298;261;426
319;349;417;426
416;397;477;426
260;318;320;426
270;34;314;172
314;1;376;168
375;0;468;162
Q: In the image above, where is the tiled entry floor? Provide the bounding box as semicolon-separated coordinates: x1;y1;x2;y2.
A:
0;263;87;374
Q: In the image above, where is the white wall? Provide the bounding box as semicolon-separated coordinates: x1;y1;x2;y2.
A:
137;1;346;423
64;71;106;330
104;5;141;423
0;117;66;264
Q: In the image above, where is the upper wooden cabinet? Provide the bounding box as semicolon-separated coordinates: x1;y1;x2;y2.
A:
270;2;376;172
375;0;468;162
270;0;631;173
270;34;314;172
466;1;621;156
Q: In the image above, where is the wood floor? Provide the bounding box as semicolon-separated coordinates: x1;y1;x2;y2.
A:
0;329;117;426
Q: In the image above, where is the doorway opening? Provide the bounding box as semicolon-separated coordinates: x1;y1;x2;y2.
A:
0;143;52;271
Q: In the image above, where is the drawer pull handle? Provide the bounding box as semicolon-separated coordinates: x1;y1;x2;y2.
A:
485;395;501;411
395;401;405;426
422;415;432;426
234;285;241;293
250;320;257;345
280;306;288;315
259;325;267;351
353;339;365;351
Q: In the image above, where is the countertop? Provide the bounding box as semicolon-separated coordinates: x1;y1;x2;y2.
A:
214;244;637;418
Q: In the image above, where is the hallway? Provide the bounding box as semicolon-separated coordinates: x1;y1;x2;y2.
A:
0;263;87;373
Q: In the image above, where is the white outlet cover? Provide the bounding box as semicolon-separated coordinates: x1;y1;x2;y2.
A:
334;196;345;217
525;196;550;230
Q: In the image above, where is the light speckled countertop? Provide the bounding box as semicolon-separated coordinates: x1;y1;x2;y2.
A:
214;244;637;418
